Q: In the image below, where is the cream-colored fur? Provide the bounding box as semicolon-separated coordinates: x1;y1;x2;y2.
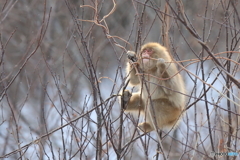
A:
123;42;185;132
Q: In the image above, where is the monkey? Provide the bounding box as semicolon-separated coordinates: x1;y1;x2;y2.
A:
122;42;186;133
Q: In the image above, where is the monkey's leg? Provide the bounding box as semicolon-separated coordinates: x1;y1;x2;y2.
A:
138;103;156;133
152;98;182;129
122;90;144;112
138;98;182;133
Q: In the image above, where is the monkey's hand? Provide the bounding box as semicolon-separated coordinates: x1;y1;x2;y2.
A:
127;51;138;62
121;90;132;110
157;58;166;69
157;58;165;64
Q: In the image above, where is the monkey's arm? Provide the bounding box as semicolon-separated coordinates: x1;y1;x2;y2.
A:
156;58;171;78
156;58;178;95
126;51;140;85
122;90;144;112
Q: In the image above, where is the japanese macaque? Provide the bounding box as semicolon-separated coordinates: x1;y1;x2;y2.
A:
122;42;185;133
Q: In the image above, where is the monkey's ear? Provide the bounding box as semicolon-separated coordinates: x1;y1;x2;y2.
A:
126;51;138;62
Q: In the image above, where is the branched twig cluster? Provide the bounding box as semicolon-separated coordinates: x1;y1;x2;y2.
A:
0;0;240;160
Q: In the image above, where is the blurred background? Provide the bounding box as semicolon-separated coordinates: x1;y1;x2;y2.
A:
0;0;240;159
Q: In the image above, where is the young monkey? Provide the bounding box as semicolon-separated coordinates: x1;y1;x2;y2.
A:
122;42;185;133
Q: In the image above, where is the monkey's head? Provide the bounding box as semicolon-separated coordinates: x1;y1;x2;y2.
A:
139;42;168;69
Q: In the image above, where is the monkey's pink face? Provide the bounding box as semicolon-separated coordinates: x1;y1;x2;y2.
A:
141;48;153;64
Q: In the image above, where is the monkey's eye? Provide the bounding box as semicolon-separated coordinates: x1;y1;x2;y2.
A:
147;48;152;52
142;48;153;54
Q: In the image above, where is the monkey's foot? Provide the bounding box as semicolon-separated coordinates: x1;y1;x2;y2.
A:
138;122;154;133
126;51;138;62
122;90;132;110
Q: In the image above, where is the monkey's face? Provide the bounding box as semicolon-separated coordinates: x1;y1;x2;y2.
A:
140;47;153;63
140;47;157;69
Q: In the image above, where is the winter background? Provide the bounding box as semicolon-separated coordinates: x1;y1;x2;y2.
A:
0;0;240;160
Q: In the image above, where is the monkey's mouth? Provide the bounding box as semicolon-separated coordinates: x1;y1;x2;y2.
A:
142;58;150;63
141;55;150;63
